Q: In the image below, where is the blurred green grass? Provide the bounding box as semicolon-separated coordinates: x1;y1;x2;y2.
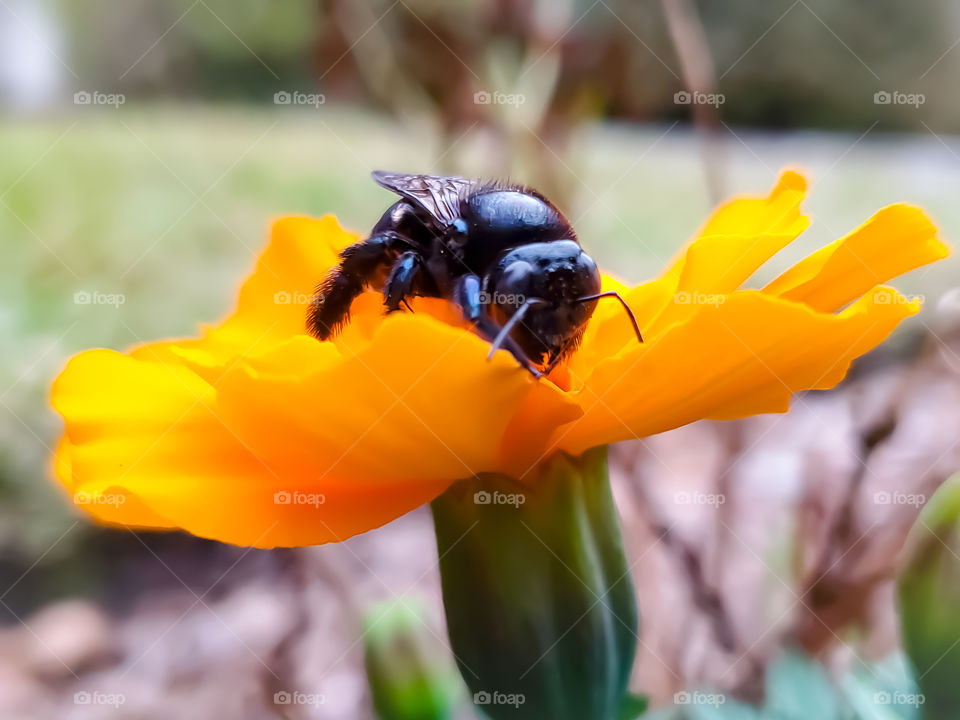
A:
1;104;957;566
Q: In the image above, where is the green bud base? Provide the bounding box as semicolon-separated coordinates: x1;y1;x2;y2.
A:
363;601;460;720
431;446;638;720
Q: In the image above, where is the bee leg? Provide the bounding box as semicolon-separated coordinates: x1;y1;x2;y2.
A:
307;233;400;340
452;273;484;323
383;251;424;314
453;274;542;379
475;316;542;379
543;351;565;376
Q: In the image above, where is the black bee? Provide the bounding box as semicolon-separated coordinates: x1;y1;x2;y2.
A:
307;171;643;377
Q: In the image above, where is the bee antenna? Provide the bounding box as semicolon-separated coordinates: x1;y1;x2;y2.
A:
576;291;644;344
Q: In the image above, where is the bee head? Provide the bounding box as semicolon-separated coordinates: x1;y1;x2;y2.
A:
486;241;603;366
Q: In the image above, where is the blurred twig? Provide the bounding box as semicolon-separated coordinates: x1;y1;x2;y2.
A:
659;0;727;203
787;355;941;656
625;464;738;656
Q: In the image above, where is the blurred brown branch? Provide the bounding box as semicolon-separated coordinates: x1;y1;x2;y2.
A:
660;0;726;203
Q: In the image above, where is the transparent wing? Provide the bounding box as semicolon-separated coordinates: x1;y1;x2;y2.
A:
371;171;474;227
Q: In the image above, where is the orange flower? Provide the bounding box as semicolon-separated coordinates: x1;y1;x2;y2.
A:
51;171;948;547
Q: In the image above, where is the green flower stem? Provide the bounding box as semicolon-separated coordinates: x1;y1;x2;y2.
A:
431;446;638;720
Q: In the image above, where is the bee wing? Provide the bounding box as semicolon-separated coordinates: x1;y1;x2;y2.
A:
371;171;474;228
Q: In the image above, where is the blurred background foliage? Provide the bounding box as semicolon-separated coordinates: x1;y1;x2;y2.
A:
2;0;960;717
45;0;960;131
2;0;960;623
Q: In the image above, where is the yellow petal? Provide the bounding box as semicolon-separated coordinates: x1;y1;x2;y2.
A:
122;216;355;368
52;349;454;547
581;171;810;364
214;215;355;343
765;204;950;312
675;171;808;291
555;287;920;457
51;311;580;546
661;170;809;284
210;315;577;485
644;171;809;337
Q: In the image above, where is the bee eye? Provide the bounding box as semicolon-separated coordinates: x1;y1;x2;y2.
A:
501;261;533;288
